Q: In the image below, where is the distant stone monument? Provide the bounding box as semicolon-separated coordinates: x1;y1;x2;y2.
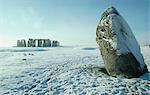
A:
52;40;60;47
17;39;26;47
17;38;60;47
96;6;148;78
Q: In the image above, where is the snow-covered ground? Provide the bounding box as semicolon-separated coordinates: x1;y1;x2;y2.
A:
0;46;149;95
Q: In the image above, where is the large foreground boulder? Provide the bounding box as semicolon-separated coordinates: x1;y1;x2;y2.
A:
96;6;148;78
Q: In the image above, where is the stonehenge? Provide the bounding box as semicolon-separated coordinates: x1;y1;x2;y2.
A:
17;38;60;47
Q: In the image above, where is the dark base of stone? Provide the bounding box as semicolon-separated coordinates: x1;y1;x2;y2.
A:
104;53;148;78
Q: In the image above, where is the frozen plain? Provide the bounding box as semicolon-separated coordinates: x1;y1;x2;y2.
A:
0;46;149;95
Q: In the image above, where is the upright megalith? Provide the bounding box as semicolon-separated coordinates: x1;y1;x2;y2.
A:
43;39;47;47
52;41;55;47
48;39;51;47
27;39;31;47
38;39;43;47
52;40;59;47
43;39;51;47
17;40;21;47
96;6;148;78
56;41;60;46
28;38;33;47
21;39;26;47
17;39;26;47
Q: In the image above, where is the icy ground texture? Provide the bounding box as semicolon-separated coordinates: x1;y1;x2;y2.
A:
0;46;149;95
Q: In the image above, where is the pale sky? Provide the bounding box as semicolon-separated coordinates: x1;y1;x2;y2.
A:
0;0;149;47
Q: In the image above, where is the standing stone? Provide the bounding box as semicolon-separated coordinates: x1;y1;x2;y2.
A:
43;39;46;47
38;39;42;47
18;39;26;47
43;39;51;47
47;39;51;47
28;39;30;47
21;39;26;47
52;41;55;47
55;41;60;47
96;6;148;78
28;39;33;47
32;40;36;47
48;39;51;47
17;40;21;47
20;40;23;47
52;40;58;47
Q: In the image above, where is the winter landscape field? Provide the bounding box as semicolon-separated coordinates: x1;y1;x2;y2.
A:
0;0;149;95
0;46;149;95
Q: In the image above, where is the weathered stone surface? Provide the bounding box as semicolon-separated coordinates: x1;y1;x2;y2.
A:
28;38;34;47
52;41;59;47
96;6;148;78
17;39;26;47
43;39;51;47
17;40;21;47
21;39;26;47
38;39;42;47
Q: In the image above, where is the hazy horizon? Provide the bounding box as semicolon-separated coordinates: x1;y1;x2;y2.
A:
0;0;149;47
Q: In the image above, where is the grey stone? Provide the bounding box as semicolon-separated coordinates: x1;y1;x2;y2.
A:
38;39;42;47
17;39;26;47
17;40;21;47
96;6;148;78
21;39;26;47
43;39;51;47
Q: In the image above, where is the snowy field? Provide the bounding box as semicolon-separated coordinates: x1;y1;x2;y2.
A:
0;46;149;95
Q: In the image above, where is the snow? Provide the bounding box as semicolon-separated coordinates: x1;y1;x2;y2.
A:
0;46;149;95
100;6;146;70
